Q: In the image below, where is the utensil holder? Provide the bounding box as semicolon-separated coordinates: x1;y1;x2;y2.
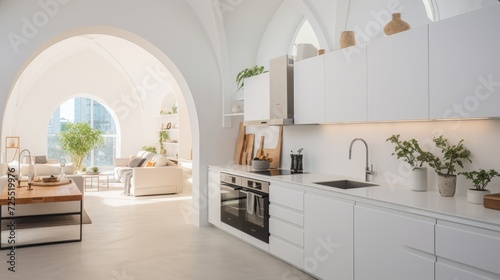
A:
290;154;303;173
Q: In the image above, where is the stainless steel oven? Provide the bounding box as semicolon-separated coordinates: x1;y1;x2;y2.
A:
220;172;269;243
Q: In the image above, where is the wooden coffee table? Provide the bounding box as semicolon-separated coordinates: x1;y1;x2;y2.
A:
0;179;83;249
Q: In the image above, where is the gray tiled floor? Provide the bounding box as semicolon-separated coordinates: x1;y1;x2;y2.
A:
1;185;316;279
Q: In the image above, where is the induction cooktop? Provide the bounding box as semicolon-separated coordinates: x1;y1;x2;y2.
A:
249;169;306;176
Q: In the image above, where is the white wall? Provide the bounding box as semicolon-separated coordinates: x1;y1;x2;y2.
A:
0;0;237;226
247;119;500;195
245;1;500;196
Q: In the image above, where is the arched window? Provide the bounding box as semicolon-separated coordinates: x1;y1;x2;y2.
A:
290;19;321;58
47;97;118;168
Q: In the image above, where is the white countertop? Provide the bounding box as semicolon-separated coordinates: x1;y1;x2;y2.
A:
209;165;500;230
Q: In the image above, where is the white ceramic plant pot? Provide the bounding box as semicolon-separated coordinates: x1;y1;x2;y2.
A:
437;173;457;197
467;189;491;204
410;167;428;191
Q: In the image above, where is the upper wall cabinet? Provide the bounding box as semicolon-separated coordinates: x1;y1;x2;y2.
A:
244;73;270;122
429;4;500;119
367;26;429;122
324;43;367;123
294;55;325;124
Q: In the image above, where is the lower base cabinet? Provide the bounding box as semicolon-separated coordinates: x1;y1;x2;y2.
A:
207;170;220;227
269;184;305;268
436;261;497;280
304;193;354;280
436;220;500;279
354;203;435;280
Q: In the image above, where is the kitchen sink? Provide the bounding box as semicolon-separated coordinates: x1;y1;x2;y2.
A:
313;180;378;189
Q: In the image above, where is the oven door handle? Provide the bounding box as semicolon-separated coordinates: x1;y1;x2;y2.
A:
220;184;242;191
240;189;267;198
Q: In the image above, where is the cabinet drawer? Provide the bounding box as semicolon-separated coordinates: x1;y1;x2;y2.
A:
270;184;304;211
269;236;303;269
356;203;435;254
270;217;304;247
436;221;500;275
269;204;304;227
436;261;496;280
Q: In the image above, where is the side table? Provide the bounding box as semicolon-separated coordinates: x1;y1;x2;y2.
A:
82;173;110;191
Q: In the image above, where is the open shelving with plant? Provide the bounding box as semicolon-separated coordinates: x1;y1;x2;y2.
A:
157;98;180;159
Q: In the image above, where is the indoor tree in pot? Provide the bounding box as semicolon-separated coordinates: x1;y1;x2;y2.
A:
460;169;500;204
59;122;104;172
426;135;472;197
386;134;430;191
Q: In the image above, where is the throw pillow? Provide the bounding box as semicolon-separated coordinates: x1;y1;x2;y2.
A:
142;153;156;167
128;157;146;168
145;161;155;167
154;156;169;166
35;155;48;164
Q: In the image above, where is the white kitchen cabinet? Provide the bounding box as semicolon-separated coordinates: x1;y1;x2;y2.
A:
429;4;500;119
304;192;354;280
324;44;367;122
207;169;220;227
367;26;429;122
436;220;500;277
294;55;325;124
354;203;435;280
436;261;497;280
244;73;270;122
269;183;305;268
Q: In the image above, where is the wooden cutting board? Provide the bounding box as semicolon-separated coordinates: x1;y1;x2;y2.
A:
263;127;282;169
484;193;500;210
256;136;265;158
242;133;255;165
234;122;245;164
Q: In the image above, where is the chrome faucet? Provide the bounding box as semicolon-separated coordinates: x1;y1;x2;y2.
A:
349;138;374;182
18;149;34;190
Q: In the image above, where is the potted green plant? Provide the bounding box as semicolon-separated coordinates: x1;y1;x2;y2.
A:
460;169;500;204
386;134;430;191
426;135;472;197
235;65;266;91
86;166;99;175
142;146;157;153
59;122;104;171
158;131;169;154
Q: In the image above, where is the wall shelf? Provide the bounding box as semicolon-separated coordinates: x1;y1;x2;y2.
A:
157;113;179;118
223;113;244;117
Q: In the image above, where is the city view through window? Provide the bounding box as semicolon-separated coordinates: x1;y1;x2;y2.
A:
47;97;117;168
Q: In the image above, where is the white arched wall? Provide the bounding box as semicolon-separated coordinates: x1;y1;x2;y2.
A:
0;1;237;227
3;48;141;156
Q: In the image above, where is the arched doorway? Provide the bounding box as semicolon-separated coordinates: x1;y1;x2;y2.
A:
2;28;200;223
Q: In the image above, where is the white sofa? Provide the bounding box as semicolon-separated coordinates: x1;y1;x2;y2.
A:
114;151;183;196
17;156;75;178
130;166;183;196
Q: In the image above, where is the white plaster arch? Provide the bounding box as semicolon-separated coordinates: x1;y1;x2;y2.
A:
256;0;329;67
1;23;212;226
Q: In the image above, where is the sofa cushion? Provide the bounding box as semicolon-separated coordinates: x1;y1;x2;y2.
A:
0;163;8;176
141;153;156;166
154;156;169;166
128;157;146;167
35;155;48;164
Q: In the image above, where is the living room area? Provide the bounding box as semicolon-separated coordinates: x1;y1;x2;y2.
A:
1;34;194;198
